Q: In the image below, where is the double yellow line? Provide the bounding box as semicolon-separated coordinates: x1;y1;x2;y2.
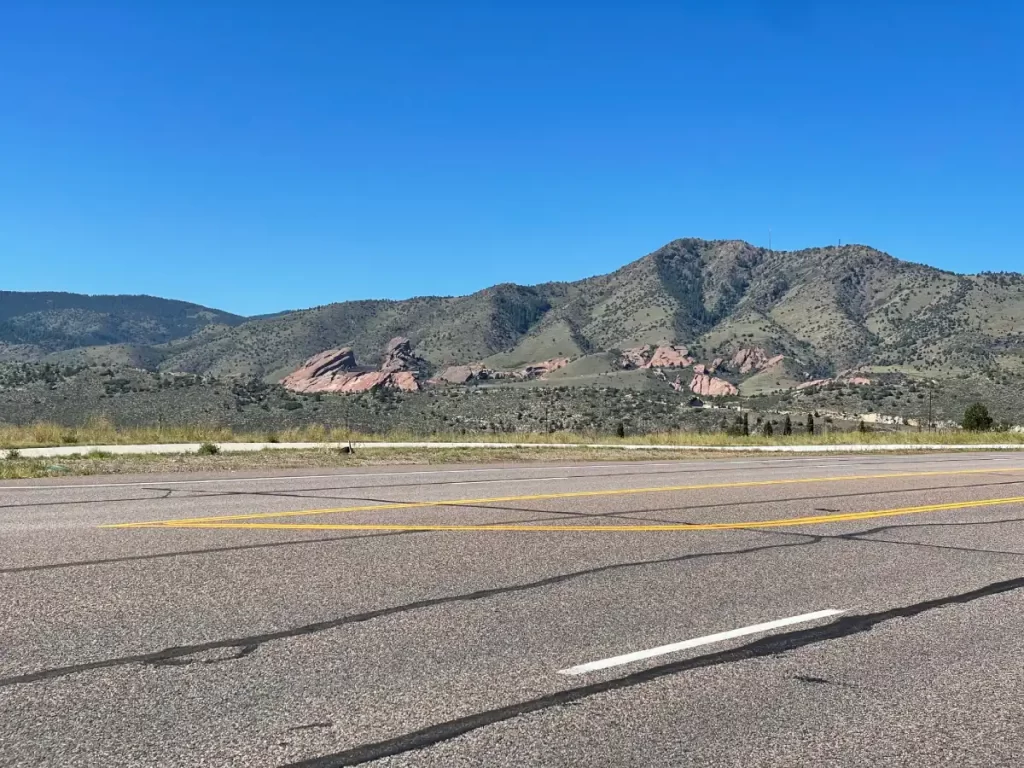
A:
104;466;1024;532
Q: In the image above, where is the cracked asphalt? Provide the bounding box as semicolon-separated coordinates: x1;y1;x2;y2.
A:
3;453;1024;766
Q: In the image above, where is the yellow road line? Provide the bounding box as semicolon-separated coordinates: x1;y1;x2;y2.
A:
135;494;1024;533
103;466;1024;529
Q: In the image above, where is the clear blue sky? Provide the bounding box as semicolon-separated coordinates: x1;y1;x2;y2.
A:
2;1;1021;315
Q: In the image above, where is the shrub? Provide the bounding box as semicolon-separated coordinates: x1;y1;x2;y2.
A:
5;448;21;460
197;442;220;456
962;403;993;431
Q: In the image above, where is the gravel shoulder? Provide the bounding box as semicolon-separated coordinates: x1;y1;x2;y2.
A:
0;446;735;480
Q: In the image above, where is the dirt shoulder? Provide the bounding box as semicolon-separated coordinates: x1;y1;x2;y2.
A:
4;443;1016;481
0;446;737;480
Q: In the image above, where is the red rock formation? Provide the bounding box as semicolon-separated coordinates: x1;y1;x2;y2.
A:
647;345;694;368
337;371;390;393
796;378;830;390
434;364;489;384
520;357;569;379
689;372;739;397
280;348;357;390
280;348;359;392
389;371;420;392
620;345;693;369
797;375;871;391
620;347;650;369
730;347;783;374
281;337;424;394
380;337;424;374
432;357;567;385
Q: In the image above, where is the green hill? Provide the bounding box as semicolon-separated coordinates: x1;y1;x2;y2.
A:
0;291;244;359
493;239;1024;379
155;284;568;379
8;239;1024;386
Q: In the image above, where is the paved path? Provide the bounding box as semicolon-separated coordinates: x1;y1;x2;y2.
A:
4;453;1024;766
10;439;1024;458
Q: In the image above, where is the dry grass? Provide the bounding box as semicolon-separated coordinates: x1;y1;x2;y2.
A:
2;434;1024;481
2;418;1023;449
0;445;730;480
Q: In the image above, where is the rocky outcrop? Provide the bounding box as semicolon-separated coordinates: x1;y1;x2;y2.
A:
380;337;426;374
796;374;871;391
281;337;425;394
433;357;568;385
620;347;650;369
796;378;830;390
647;345;694;368
433;364;489;385
689;372;739;397
326;370;389;393
280;348;360;392
521;357;569;378
620;345;693;369
389;371;420;392
729;348;784;374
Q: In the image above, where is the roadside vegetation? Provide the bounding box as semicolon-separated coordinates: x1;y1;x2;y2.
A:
3;402;1021;479
962;402;995;431
5;361;1024;439
4;434;1023;482
2;419;1022;451
2;364;1021;483
0;445;737;480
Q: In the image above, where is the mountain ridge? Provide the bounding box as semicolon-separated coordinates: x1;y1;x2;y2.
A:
0;290;245;359
6;239;1024;386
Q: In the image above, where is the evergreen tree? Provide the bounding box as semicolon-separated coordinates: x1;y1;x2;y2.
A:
962;403;993;431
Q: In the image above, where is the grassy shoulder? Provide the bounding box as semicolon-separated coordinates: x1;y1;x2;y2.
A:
3;439;1023;480
3;418;1024;450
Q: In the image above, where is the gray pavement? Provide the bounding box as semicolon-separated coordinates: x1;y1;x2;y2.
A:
3;453;1024;766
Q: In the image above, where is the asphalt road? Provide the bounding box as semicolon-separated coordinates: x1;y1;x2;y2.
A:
3;452;1024;766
